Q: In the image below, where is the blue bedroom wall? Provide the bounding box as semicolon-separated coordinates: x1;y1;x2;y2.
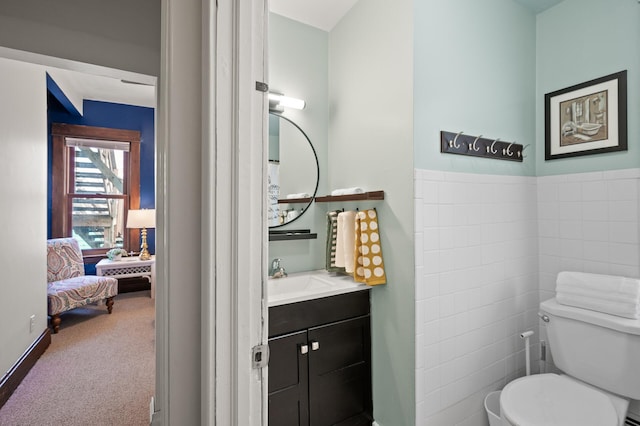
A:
47;90;156;269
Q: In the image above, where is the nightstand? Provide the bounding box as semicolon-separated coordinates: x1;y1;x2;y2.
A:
96;256;156;299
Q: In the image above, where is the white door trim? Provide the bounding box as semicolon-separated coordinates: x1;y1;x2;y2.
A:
202;0;268;424
201;0;216;421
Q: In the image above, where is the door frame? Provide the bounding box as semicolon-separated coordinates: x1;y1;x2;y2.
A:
199;0;268;424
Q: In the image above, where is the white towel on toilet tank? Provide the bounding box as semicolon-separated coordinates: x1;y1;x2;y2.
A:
556;271;640;319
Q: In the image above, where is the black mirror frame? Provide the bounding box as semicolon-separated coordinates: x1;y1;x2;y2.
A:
268;112;320;229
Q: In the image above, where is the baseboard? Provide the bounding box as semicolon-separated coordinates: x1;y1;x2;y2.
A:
0;328;51;409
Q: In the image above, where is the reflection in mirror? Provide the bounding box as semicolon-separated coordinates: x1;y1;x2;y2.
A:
268;112;319;228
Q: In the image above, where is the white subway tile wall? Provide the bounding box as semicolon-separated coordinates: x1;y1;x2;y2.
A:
537;170;640;422
414;170;539;425
537;170;640;303
415;168;640;425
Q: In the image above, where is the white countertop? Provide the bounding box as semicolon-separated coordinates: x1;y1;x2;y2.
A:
267;269;370;307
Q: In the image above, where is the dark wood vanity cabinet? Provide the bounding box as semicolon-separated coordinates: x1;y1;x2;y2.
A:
268;291;373;426
268;330;310;425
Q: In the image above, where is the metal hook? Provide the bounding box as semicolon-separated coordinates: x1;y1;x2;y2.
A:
471;135;482;152
506;142;514;157
451;131;463;149
522;143;531;158
489;138;500;154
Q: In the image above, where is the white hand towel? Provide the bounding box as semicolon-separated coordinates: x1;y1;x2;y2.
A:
556;293;640;319
286;192;311;199
335;211;357;273
555;286;640;304
556;271;640;298
331;187;365;196
555;271;640;319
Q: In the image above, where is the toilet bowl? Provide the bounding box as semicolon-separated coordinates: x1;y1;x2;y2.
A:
495;295;640;426
500;373;626;426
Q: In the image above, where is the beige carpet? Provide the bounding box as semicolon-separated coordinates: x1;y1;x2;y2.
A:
0;291;155;426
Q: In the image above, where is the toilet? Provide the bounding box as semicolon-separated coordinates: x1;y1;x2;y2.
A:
499;297;640;426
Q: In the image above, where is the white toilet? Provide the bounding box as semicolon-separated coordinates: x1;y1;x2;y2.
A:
499;297;640;426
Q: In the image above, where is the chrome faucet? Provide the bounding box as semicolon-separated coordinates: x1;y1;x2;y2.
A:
270;258;287;278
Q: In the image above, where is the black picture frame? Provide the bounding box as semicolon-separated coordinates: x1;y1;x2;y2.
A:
545;70;627;160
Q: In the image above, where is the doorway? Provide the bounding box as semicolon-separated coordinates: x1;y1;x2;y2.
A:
0;46;159;421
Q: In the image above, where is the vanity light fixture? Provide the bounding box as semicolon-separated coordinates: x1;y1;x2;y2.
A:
268;92;306;110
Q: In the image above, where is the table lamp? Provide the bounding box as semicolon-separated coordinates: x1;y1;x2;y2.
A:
126;209;156;260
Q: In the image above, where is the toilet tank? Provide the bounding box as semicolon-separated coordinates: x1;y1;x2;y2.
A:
540;298;640;399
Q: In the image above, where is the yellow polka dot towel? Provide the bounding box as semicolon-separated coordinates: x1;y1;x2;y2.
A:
354;209;386;286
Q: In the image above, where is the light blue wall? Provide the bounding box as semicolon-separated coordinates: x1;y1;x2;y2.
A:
414;0;537;176
411;0;640;421
329;0;415;424
268;13;328;273
413;0;639;177
535;0;640;176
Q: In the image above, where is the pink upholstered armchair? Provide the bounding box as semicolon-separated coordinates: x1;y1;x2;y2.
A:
46;238;118;333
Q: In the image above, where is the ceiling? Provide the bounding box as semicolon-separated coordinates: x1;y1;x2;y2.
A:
269;0;359;31
48;67;155;111
270;0;566;32
512;0;565;13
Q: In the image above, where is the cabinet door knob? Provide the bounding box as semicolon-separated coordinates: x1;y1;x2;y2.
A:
311;341;320;351
300;344;309;355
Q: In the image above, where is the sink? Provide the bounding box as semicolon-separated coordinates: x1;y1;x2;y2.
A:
268;273;333;297
268;270;369;307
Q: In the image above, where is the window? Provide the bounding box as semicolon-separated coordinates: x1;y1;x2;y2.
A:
51;124;141;257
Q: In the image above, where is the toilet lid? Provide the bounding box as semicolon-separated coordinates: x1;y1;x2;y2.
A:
500;374;618;426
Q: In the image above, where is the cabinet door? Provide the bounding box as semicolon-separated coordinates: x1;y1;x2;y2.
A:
307;316;372;426
268;330;309;426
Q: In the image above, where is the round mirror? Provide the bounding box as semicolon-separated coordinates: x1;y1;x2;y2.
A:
268;112;319;228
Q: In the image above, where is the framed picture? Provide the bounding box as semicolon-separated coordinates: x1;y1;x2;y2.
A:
545;70;627;160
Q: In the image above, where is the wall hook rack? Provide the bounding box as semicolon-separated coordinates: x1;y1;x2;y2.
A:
440;130;524;162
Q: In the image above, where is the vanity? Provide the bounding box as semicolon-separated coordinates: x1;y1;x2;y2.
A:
268;271;373;425
266;111;380;424
266;91;381;425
